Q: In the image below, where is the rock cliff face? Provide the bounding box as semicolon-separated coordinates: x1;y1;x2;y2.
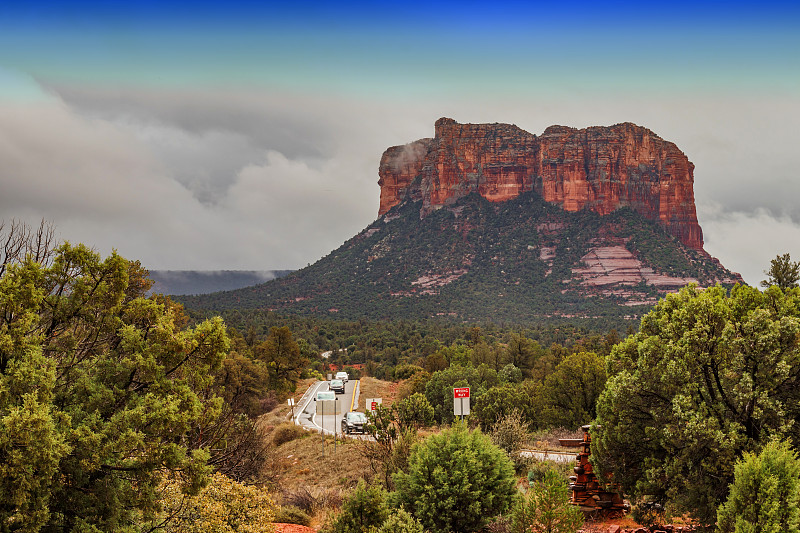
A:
378;118;704;250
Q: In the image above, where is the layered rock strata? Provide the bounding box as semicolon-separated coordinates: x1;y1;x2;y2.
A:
378;118;704;249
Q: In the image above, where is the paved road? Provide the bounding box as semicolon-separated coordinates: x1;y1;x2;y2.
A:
293;379;361;436
520;449;576;463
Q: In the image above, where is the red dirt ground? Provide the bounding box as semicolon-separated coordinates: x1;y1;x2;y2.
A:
273;523;316;533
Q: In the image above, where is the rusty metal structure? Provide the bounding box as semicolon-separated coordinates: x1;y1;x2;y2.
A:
569;424;628;518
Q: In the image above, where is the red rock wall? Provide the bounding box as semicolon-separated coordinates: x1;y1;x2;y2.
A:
378;118;704;250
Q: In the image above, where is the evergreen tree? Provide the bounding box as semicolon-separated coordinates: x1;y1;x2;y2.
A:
717;440;800;533
593;284;800;525
0;243;230;531
330;480;389;533
376;508;424;533
255;326;307;393
393;422;516;533
511;469;584;533
761;253;800;290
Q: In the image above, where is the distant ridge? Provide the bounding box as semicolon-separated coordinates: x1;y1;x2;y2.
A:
148;270;293;296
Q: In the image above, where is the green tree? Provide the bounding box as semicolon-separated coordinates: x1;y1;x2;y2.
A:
255;326;307;393
475;362;500;388
330;479;389;533
424;365;482;424
157;471;276;533
537;352;606;429
499;363;524;384
376;508;424;533
393;363;425;380
471;341;506;372
761;253;800;290
438;343;472;367
593;284;800;525
0;242;230;531
717;440;800;533
397;370;430;401
424;350;449;372
473;384;532;431
490;409;531;463
395;393;434;431
202;338;273;481
511;469;584;533
362;405;419;489
393;422;517;533
506;333;537;375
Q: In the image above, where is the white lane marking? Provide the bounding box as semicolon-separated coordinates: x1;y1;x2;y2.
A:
294;380;326;425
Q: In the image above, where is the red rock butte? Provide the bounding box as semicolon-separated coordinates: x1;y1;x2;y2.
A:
378;118;704;250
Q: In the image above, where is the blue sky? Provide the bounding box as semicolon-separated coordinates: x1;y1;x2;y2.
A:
0;0;798;284
4;1;798;92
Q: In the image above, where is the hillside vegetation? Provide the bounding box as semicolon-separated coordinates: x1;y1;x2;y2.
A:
180;191;739;326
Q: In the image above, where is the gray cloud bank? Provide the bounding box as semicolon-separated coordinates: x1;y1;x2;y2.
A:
1;75;798;286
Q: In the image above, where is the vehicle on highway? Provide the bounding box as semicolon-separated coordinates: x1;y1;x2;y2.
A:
341;411;368;434
329;379;345;394
335;371;349;383
316;390;336;401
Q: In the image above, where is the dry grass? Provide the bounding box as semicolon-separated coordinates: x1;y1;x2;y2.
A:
353;376;397;411
528;427;584;451
270;434;372;529
251;377;397;528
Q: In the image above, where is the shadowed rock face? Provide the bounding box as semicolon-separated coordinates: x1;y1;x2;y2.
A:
378;118;704;250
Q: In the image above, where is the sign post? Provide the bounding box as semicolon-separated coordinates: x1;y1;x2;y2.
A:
334;397;338;453
453;387;470;419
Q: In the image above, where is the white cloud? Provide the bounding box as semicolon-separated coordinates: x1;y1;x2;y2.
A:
0;77;395;270
699;203;800;286
1;72;798;283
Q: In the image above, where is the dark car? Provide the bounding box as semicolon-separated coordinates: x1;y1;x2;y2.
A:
329;379;345;394
341;411;368;434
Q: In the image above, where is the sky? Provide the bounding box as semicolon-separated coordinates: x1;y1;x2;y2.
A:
0;1;798;285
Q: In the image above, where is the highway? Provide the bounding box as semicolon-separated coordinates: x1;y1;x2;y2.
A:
293;378;361;436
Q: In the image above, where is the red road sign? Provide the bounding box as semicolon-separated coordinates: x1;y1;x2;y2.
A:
371;401;378;411
454;387;470;398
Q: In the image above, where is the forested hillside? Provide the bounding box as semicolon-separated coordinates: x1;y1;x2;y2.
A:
180;191;740;326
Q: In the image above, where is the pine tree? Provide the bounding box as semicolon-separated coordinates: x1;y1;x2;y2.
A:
717;440;800;533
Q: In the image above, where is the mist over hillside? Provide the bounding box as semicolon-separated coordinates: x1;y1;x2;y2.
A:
148;270;293;296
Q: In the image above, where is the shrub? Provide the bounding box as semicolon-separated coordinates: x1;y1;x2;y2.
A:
271;422;306;446
491;410;530;457
717;440;800;533
393;422;517;533
527;461;572;485
397;370;431;401
376;508;424;533
274;505;312;526
394;364;425;380
328;480;389;533
396;393;434;431
473;384;530;432
343;365;362;380
157;472;276;533
511;469;583;533
281;487;321;514
499;363;523;384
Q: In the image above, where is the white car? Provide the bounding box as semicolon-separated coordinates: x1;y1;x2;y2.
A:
329;379;345;394
335;371;349;383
